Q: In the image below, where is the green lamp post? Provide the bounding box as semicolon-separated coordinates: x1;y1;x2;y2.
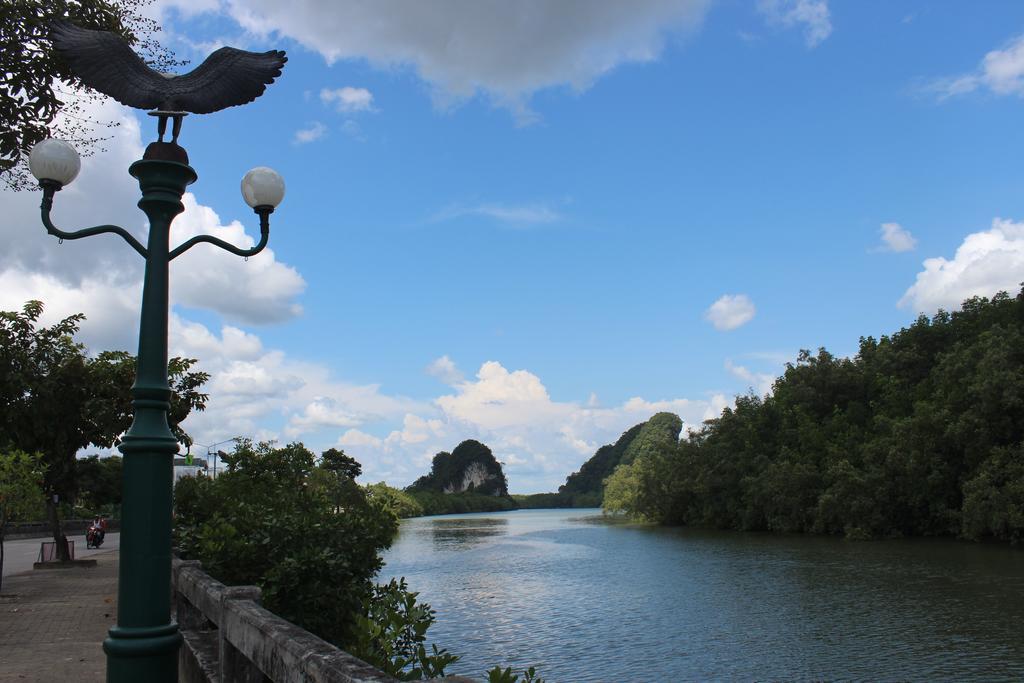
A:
28;135;285;681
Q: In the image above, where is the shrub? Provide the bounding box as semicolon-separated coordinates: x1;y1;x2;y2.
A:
173;441;397;647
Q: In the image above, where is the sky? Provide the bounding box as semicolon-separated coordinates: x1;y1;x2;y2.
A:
4;1;1024;492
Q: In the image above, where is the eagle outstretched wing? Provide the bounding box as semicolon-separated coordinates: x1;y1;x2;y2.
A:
50;21;287;114
160;46;287;114
51;20;165;110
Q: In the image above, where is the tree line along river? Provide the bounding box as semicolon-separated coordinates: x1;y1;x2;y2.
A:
381;508;1024;682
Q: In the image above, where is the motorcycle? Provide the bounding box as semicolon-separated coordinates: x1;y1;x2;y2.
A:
86;524;105;549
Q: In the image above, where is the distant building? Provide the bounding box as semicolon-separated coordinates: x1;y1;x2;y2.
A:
173;457;208;483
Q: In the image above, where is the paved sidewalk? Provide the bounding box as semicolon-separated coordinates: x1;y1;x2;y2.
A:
0;551;118;682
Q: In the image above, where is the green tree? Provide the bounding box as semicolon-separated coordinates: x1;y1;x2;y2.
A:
406;489;517;516
173;441;398;647
74;454;122;513
365;482;424;519
619;412;682;466
321;447;362;479
313;447;363;513
0;450;45;592
601;460;642;518
0;0;179;187
565;413;682;510
349;577;459;680
560;423;644;505
599;288;1024;544
961;444;1024;543
0;301;208;559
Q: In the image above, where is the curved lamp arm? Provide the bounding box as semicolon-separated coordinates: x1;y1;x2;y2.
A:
40;181;148;258
168;207;272;261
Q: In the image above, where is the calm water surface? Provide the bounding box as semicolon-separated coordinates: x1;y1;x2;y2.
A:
381;508;1024;682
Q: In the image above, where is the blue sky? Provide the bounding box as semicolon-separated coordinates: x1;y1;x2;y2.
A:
5;1;1024;491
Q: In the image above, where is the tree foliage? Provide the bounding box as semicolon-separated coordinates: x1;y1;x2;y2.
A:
74;454;122;513
313;447;363;513
558;423;644;504
0;450;45;592
173;441;399;647
0;0;179;188
365;482;425;519
486;666;546;683
557;412;682;509
407;489;517;516
349;577;460;680
603;289;1024;544
0;300;208;556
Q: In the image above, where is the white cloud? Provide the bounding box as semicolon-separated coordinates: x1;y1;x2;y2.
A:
0;269;141;353
0;94;305;329
705;294;756;331
293;121;327;144
173;0;709;121
725;360;775;396
168;315;432;452
285;397;361;436
426;355;464;384
438;361;572;430
431;203;561;226
930;34;1024;99
393;414;447;445
899;217;1024;312
0;96;147;291
758;0;832;48
879;222;917;253
338;429;384;449
320;86;376;113
337;360;729;492
171;194;306;324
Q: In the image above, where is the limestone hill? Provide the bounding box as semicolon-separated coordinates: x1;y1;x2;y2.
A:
407;439;509;497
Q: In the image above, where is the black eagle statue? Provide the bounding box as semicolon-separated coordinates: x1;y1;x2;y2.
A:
50;20;287;145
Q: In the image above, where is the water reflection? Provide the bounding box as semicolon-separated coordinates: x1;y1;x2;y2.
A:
418;516;510;551
383;509;1024;682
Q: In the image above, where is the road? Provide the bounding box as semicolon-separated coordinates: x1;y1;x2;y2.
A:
1;533;120;577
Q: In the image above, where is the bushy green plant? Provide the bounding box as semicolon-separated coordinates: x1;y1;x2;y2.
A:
173;441;397;646
486;665;545;683
407;489;517;516
365;482;424;519
0;450;45;591
349;578;459;680
74;454;122;514
961;444;1024;543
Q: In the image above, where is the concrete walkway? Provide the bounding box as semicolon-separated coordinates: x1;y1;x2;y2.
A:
0;550;118;682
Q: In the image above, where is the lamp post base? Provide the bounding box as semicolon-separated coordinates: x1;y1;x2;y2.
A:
103;624;182;682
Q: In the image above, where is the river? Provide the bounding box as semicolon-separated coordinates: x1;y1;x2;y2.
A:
380;508;1024;682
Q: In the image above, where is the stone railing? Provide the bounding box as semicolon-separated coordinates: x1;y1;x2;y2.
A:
172;557;401;682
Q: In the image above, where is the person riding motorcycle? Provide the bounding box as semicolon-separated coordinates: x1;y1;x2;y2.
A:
87;516;106;548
